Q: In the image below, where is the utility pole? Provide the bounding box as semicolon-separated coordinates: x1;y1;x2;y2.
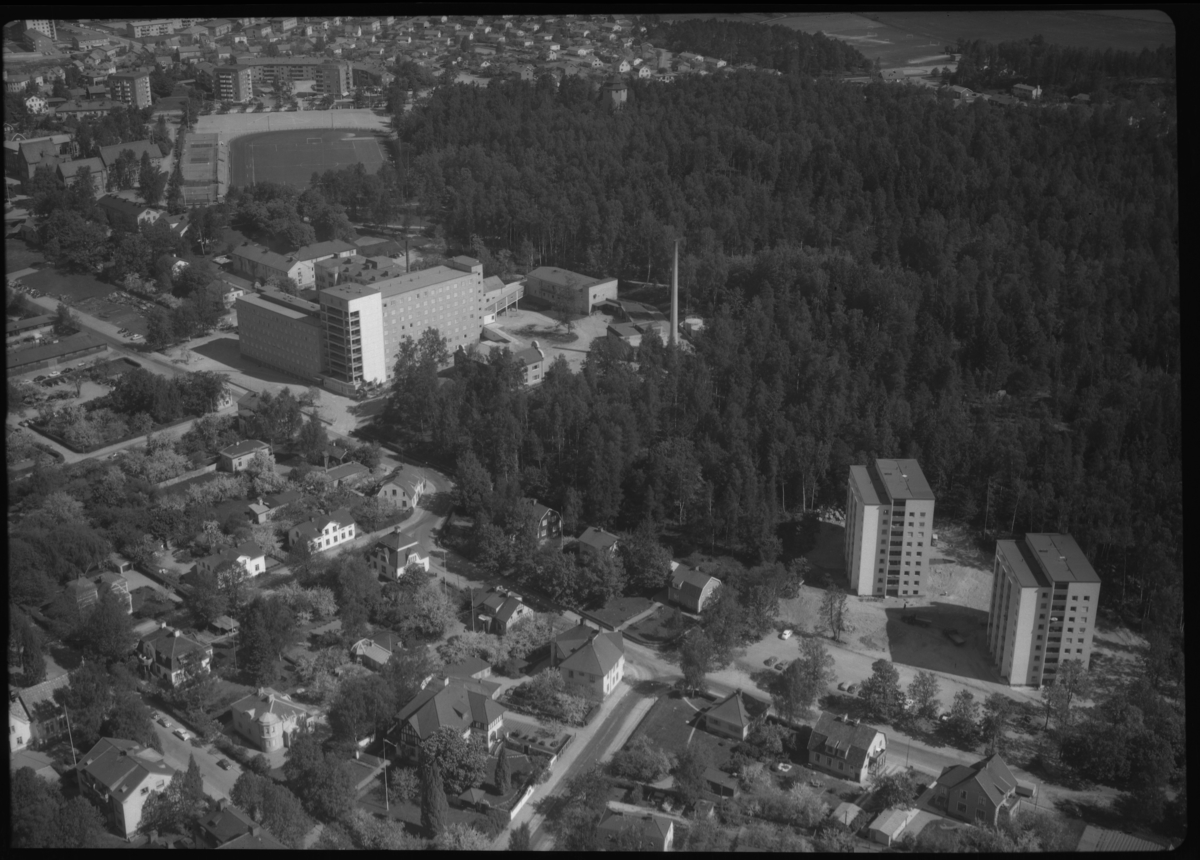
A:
64;702;79;771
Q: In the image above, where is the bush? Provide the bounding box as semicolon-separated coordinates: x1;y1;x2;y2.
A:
249;753;271;774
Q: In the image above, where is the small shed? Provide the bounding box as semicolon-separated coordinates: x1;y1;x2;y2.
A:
868;806;918;846
828;800;865;828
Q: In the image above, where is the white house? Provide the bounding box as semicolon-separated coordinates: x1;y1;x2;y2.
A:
78;738;176;839
288;508;356;554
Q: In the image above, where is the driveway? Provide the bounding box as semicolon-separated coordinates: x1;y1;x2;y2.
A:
151;719;241;801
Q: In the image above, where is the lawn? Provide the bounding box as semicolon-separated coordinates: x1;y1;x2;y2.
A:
5;239;45;273
589;595;654;629
229;128;387;189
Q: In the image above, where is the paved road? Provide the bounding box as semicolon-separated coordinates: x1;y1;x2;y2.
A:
151;718;242;801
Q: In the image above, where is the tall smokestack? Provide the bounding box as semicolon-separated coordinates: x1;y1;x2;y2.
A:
670;239;679;347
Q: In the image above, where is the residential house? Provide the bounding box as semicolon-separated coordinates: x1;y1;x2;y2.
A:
97;571;134;614
55;156;107;194
78;737;176;839
231;239;357;288
218;439;271;472
368;530;430;579
1012;83;1042;100
230;688;314;751
527;499;562;543
554;624;626;700
806;712;887;783
512;341;547;386
375;466;427;510
325;460;370;487
472;588;534;635
244;489;302;524
350;630;403;671
97;139;163;174
869;807;919;846
66;576;100;614
442;656;494;683
6;133;77;188
13;674;70;749
668;563;721;613
194;540;267;579
197;798;262;848
577;526;619;561
288;508;356;554
138;626;213;688
9;693;32;752
925;753;1029;827
390;677;508;761
10;747;59;781
704;689;769;741
95;195;162;233
597;809;675;851
25;94;48;115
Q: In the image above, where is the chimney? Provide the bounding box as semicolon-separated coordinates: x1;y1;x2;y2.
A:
670;239;679;347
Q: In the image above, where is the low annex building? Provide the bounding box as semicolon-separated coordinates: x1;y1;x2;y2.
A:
523;265;617;314
576;526;619;561
472;587;533;635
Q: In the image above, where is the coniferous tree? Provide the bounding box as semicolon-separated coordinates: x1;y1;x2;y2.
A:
494;741;511;794
420;759;448;838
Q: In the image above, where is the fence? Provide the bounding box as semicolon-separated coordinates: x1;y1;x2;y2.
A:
507;785;535;822
154;459;219;489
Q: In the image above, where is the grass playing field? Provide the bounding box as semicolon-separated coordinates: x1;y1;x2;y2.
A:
228;128;388;189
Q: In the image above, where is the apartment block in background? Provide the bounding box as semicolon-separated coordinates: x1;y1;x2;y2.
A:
108;69;152;109
845;459;935;597
987;533;1101;688
214;65;254;102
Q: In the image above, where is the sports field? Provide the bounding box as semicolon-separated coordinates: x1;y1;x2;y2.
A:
228;129;388;189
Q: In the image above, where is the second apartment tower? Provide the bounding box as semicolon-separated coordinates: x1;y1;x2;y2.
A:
845;459;935;597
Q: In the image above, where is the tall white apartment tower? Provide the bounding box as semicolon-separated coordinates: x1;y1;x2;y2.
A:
844;459;936;597
987;533;1101;688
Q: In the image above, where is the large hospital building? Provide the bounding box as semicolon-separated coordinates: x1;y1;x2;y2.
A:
237;253;485;394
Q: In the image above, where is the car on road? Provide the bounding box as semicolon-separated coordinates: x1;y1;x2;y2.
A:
159;716;171;727
837;682;847;691
173;728;190;741
47;370;60;377
780;629;794;640
764;656;777;667
772;762;793;774
217;759;233;770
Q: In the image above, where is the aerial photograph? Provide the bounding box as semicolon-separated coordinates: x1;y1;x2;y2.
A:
5;10;1180;852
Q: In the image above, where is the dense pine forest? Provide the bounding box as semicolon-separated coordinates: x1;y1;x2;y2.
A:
642;17;868;75
384;68;1179;663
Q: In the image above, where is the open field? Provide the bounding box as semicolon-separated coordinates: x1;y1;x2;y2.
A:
5;239;44;273
229;128;388;189
21;267;114;303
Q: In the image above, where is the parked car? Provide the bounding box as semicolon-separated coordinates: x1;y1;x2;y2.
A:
173;728;190;741
47;370;60;377
939;713;949;723
837;682;847;691
33;375;47;382
217;759;233;770
764;656;777;667
780;629;794;640
158;716;170;728
846;684;858;695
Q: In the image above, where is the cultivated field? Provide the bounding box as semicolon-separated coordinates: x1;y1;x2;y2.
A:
228;128;388;189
